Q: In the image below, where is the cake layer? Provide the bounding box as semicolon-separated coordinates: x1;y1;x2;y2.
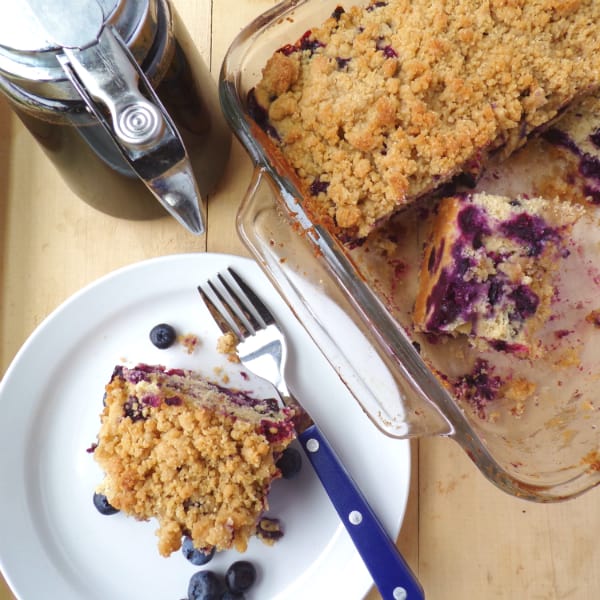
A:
93;364;296;556
413;192;583;356
251;0;600;240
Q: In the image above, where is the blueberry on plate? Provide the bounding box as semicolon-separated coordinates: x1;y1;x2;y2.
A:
187;570;223;600
181;536;215;566
93;492;119;516
225;561;256;594
221;592;245;600
276;447;302;479
149;323;177;349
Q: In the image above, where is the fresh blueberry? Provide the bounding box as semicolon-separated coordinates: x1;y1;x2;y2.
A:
276;447;302;479
187;570;223;600
225;561;256;594
181;536;215;566
221;592;245;600
93;492;119;515
149;323;177;349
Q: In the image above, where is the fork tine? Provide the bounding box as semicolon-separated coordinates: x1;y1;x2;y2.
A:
207;280;254;339
227;268;275;326
197;283;243;337
217;273;265;333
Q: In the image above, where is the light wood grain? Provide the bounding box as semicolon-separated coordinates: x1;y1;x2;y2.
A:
1;2;600;600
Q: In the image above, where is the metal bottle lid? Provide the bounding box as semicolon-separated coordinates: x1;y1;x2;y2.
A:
0;0;206;235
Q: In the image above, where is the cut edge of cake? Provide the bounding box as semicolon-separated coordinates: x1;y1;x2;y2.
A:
413;192;584;357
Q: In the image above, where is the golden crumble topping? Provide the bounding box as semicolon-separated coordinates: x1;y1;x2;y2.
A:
93;365;295;556
253;0;600;239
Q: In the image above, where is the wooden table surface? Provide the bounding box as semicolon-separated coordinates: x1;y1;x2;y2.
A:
1;1;600;599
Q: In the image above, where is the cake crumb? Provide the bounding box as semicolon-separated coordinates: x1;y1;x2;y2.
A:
178;333;200;354
217;331;240;363
585;309;600;328
256;517;284;546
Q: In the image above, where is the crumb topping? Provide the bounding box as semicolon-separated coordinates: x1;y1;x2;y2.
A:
253;0;600;238
217;331;240;363
93;364;295;556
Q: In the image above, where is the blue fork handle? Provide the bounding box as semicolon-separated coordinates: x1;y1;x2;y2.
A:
298;424;424;600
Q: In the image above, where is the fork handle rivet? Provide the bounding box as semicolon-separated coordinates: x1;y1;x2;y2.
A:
305;438;319;453
348;510;363;525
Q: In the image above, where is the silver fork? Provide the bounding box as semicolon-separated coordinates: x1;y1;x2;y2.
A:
198;267;424;600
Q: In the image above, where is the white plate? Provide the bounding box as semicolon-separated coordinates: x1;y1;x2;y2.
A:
0;253;410;600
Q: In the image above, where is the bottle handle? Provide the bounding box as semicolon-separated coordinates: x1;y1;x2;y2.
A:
57;25;205;234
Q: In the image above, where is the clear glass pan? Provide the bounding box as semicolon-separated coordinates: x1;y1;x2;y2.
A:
219;0;600;501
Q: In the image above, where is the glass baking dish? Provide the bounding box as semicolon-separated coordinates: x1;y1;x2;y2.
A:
219;0;600;501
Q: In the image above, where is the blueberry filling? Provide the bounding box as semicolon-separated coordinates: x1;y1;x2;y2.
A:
542;127;579;154
376;37;398;58
336;56;351;69
425;265;480;331
279;29;325;56
367;1;388;10
246;91;280;141
499;212;557;257
579;152;600;180
457;204;491;247
332;6;345;20
309;178;330;195
508;285;539;320
487;278;503;306
542;127;600;203
123;395;147;421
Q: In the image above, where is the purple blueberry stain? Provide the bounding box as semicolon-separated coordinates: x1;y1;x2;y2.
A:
542;127;600;204
454;359;503;417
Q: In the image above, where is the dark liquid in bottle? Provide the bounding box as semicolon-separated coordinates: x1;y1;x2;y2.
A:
2;3;230;222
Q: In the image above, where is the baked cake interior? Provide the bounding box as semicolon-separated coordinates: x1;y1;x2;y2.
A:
413;192;583;357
